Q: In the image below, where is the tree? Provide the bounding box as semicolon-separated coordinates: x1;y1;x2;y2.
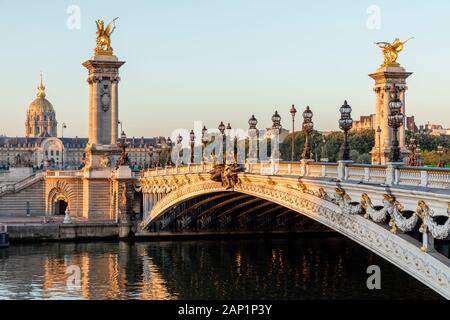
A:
280;129;375;163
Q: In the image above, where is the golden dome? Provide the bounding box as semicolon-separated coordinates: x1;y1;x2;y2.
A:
27;74;55;114
28;97;55;114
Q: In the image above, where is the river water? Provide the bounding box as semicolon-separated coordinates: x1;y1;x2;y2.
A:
0;237;441;300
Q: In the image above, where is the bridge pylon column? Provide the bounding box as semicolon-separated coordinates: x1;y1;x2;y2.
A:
369;65;412;165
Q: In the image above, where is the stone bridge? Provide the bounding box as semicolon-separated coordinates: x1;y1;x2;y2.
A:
138;161;450;298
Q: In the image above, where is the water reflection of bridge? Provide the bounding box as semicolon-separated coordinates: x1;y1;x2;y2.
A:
0;241;441;300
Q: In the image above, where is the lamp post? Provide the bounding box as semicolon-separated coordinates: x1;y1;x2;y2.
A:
271;111;282;161
406;136;420;166
61;123;67;170
176;134;183;165
339;100;353;161
218;121;226;163
301;106;313;160
166;137;173;167
388;84;405;163
202;126;208;163
290;105;297;162
226;123;232;163
377;126;382;165
437;145;445;168
189;130;195;164
248;115;258;162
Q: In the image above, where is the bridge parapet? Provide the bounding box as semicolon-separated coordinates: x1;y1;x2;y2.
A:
144;162;449;190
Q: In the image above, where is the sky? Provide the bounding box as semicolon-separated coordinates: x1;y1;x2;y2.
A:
0;0;449;138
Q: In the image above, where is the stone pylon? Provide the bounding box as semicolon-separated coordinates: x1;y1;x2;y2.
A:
82;54;125;170
81;53;126;219
369;65;412;165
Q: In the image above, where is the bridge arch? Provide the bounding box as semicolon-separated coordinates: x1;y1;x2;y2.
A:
141;175;450;299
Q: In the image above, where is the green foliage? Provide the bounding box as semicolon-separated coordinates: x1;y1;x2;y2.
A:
280;129;374;163
349;129;375;155
421;150;450;167
406;131;450;151
357;153;372;164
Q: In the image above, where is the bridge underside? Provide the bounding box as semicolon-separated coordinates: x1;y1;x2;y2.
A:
146;192;331;234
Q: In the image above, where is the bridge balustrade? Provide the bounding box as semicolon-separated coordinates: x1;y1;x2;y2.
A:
142;161;449;190
46;171;80;178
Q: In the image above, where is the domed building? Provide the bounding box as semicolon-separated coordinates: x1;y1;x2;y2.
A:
0;74;155;180
25;75;57;138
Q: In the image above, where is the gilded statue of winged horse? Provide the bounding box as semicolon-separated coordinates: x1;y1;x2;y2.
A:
95;17;118;55
375;37;414;67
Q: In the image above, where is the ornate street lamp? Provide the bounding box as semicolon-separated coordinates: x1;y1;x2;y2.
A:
218;121;226;135
290;105;297;162
218;121;226;163
176;134;183;165
437;145;445;168
202;126;208;162
248;115;259;162
271;111;282;161
249;114;258;130
271;111;281;131
406;136;420;166
189;129;195;164
339;100;353;161
388;84;405;163
166;137;174;167
377;126;382;165
226;123;234;162
301;106;314;160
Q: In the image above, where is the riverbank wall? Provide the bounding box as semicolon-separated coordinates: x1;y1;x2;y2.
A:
7;223;119;242
5;222;336;243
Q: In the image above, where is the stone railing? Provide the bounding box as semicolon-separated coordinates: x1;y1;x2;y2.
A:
142;163;214;178
45;170;81;178
142;161;450;190
0;172;45;197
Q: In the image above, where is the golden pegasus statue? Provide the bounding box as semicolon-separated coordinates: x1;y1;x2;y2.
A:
95;17;118;55
375;37;413;67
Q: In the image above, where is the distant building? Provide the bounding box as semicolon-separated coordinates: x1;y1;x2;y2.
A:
419;123;450;137
0;77;156;170
352;114;417;133
406;116;418;132
352;114;375;131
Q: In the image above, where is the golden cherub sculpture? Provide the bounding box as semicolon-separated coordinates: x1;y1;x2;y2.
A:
375;37;413;67
95;17;118;55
